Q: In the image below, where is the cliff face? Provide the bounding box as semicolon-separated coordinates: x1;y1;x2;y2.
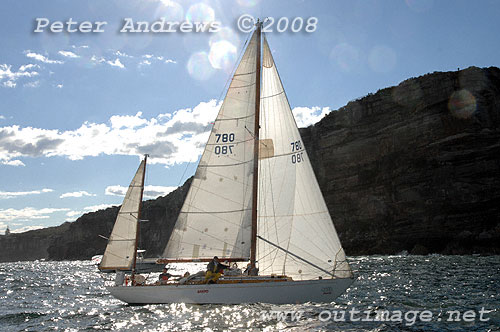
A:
0;180;190;262
0;66;499;262
301;66;500;255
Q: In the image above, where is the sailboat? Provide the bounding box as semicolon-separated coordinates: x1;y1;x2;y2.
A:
98;155;163;274
106;21;354;304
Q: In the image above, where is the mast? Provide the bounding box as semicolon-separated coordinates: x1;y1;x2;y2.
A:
131;154;147;284
250;20;262;270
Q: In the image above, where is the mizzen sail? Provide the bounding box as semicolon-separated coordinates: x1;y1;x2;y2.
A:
100;159;146;270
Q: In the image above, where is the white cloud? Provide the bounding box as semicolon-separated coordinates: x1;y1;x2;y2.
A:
105;185;176;199
0;207;69;222
3;81;16;88
292;106;331;127
1;159;25;166
0;188;53;199
84;204;116;212
0;115;5;120
60;191;96;198
58;50;80;58
0;99;220;166
0;64;39;88
115;51;132;58
10;225;45;233
66;210;83;217
24;51;64;64
110;111;147;129
19;64;40;71
141;54;176;65
24;80;40;88
56;84;63;89
107;58;125;69
90;55;106;64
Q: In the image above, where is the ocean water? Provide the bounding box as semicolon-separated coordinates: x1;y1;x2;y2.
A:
0;255;498;331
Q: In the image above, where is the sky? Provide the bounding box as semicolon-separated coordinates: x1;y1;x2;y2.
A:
1;0;499;234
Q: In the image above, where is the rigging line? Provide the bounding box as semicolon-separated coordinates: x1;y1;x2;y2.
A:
257;235;335;278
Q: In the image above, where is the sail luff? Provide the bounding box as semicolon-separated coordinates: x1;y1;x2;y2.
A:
250;21;262;269
99;157;147;271
131;154;147;278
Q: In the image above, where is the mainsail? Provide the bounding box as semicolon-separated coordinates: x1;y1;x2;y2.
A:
257;37;351;279
100;158;146;270
163;33;258;260
163;29;351;279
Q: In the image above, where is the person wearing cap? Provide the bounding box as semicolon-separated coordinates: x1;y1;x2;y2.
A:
204;256;229;284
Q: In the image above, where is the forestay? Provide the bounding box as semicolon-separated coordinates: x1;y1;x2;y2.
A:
163;33;258;260
257;36;352;280
100;159;146;270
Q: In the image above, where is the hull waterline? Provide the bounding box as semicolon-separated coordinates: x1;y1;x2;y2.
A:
107;278;355;304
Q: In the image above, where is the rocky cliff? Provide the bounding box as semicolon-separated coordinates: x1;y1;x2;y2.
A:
1;66;499;261
301;66;500;255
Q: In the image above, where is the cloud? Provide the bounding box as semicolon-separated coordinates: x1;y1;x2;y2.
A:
1;159;25;166
140;54;176;66
84;204;116;212
90;55;106;64
56;84;63;89
115;51;132;58
60;191;96;198
0;64;39;88
58;50;80;58
110;112;147;129
292;106;331;127
0;188;53;199
105;185;176;199
107;58;125;69
24;80;40;88
10;225;45;233
0;115;5;120
0;207;69;222
19;64;40;71
0;99;221;166
24;51;64;64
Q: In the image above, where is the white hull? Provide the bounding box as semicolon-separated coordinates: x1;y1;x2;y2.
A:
107;278;354;304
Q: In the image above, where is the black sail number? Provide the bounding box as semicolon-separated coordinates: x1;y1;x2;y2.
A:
215;133;235;155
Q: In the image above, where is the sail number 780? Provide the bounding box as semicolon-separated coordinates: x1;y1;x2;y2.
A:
214;133;235;155
290;140;304;164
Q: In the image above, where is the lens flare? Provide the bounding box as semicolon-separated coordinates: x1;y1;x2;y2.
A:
186;3;215;23
448;89;476;119
209;27;240;48
208;40;237;72
330;43;359;72
154;0;184;22
187;51;215;81
368;45;397;73
237;0;261;7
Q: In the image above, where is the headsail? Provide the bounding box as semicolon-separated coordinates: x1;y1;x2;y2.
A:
257;36;352;279
100;158;146;270
163;32;259;260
